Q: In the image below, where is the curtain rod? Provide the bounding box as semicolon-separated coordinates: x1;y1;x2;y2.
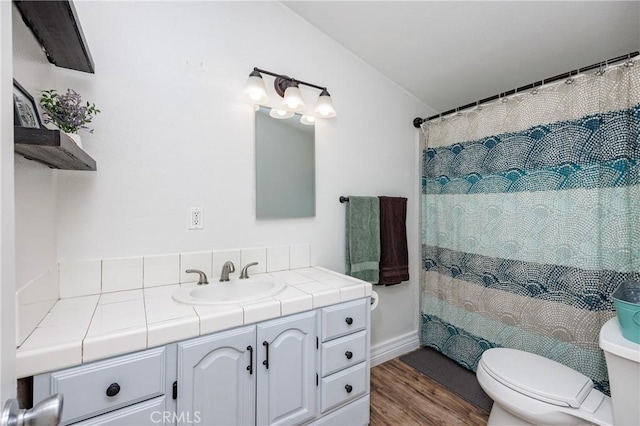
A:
412;51;639;128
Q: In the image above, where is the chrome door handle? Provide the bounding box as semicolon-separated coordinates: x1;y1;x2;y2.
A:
2;394;63;426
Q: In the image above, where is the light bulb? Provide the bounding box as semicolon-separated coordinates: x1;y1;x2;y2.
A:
300;115;315;126
315;89;336;118
243;70;269;105
269;108;294;119
283;81;305;112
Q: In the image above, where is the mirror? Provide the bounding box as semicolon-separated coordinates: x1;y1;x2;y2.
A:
255;107;315;218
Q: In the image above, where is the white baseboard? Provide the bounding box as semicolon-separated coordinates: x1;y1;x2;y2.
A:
370;330;420;367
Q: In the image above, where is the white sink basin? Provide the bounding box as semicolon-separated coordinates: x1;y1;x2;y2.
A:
172;278;286;305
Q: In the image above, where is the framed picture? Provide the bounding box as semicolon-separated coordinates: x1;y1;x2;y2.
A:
13;79;42;129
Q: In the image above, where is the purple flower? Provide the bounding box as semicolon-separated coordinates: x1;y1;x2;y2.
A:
40;89;100;134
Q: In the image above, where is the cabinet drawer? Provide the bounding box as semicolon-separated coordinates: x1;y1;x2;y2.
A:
321;298;367;342
310;395;369;426
73;396;166;425
321;330;366;377
320;362;367;413
48;347;166;425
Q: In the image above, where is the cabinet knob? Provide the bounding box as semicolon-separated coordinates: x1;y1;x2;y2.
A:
345;317;353;325
345;384;353;393
345;351;353;359
106;383;120;397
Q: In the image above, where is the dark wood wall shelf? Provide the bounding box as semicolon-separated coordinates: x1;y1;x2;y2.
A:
13;0;94;73
14;127;97;171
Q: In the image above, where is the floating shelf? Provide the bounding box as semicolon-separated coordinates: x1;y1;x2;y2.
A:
14;0;94;73
14;127;97;171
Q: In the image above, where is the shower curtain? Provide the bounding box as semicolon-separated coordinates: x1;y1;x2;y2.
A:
420;61;640;394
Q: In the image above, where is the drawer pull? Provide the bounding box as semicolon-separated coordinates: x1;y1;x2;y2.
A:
345;317;353;325
345;351;353;359
106;383;121;397
345;384;353;393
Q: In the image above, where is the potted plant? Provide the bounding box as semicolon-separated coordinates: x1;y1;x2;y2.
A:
40;89;100;148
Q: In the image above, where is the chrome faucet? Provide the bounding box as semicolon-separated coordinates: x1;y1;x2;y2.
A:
219;261;235;282
239;262;259;279
185;269;208;285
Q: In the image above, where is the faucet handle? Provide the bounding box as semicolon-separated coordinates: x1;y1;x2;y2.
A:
185;269;209;285
240;262;259;279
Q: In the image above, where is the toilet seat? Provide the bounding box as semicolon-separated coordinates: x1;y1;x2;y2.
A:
480;348;594;408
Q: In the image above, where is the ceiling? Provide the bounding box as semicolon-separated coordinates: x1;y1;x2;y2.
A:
282;1;640;115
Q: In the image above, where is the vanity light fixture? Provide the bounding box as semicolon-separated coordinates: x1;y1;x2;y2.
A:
244;67;336;118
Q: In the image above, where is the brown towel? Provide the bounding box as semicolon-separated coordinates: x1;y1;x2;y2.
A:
378;196;409;285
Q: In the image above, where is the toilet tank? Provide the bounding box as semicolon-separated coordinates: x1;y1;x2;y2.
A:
599;318;640;426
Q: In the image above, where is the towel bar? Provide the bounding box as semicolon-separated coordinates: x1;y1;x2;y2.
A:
339;196;349;203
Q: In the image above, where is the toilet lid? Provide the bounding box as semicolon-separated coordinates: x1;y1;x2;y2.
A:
480;348;593;408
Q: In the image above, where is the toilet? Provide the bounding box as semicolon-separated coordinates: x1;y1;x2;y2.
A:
476;318;640;425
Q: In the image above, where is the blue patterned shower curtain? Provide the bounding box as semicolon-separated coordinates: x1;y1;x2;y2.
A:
420;61;640;394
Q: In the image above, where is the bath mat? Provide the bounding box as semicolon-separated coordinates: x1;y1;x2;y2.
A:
400;347;493;412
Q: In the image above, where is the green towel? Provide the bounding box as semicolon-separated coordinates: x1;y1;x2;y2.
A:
345;196;380;283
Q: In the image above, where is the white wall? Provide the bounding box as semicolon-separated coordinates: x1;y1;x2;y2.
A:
12;5;60;346
14;1;433;353
13;5;58;292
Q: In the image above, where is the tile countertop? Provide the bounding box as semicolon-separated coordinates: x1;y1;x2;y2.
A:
17;267;372;378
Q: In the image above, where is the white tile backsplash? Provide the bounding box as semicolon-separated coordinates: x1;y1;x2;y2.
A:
267;246;289;272
289;244;311;269
144;254;180;287
180;252;213;283
53;245;311;297
59;260;102;298
16;268;59;305
240;248;267;274
102;257;143;293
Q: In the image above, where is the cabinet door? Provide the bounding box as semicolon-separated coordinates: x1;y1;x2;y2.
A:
177;325;256;426
256;310;317;426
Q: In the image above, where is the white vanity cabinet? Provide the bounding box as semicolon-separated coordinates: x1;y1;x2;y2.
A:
33;346;176;425
311;297;371;425
33;298;370;426
255;311;317;425
176;326;256;426
177;310;317;426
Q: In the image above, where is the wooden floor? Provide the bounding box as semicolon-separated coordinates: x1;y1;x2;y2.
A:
370;358;490;426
